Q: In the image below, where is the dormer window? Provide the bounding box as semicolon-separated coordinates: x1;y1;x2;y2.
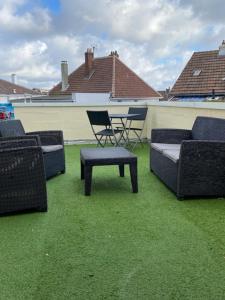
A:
193;69;201;76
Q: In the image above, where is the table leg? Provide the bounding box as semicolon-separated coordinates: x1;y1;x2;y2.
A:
81;160;84;180
119;164;125;177
129;161;138;193
111;117;129;147
84;165;93;196
120;117;130;146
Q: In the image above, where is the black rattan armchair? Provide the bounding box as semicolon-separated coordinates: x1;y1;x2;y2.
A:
0;120;65;179
0;139;47;215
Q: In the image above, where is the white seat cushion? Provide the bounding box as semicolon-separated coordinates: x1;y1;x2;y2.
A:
42;145;63;153
151;143;181;153
162;149;180;163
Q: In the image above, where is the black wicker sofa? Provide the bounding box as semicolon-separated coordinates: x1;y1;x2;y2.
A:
150;116;225;199
0;120;65;179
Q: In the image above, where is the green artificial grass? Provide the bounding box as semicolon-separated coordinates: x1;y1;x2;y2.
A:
1;144;225;300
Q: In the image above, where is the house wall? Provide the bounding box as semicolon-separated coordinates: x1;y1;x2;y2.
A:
14;102;225;142
73;93;111;104
0;95;9;102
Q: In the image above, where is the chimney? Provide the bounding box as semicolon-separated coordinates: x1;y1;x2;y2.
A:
85;48;94;78
165;87;170;100
218;40;225;56
109;51;119;58
61;61;69;91
11;73;16;84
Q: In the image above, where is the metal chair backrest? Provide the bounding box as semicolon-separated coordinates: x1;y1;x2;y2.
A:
127;107;148;120
87;110;111;126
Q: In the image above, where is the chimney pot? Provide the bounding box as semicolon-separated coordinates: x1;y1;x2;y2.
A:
109;51;119;58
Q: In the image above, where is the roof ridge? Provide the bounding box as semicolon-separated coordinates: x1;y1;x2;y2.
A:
193;50;218;54
170;52;195;92
111;56;116;97
114;56;161;97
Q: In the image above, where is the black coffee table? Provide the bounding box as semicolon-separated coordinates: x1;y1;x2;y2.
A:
80;147;138;196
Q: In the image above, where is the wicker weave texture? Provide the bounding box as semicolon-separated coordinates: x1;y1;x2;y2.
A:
26;131;64;146
150;116;225;199
151;129;192;144
0;120;65;179
177;140;225;197
0;147;47;215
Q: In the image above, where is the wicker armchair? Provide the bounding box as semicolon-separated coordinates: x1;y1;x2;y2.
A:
0;139;47;215
0;120;65;179
150;116;225;199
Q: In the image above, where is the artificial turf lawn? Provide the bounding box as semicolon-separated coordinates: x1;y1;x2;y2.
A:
1;144;225;300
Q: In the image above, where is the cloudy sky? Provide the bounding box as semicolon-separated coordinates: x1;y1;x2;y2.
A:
1;0;225;91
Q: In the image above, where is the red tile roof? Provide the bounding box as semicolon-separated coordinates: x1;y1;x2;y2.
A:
0;78;33;95
170;50;225;96
49;54;160;99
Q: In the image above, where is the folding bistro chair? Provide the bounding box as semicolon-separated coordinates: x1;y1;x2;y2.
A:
87;110;124;147
126;107;148;149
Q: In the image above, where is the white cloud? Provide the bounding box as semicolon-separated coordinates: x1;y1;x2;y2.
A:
0;0;51;36
0;0;225;90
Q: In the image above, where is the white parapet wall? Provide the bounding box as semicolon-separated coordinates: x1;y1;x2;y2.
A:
72;92;111;104
13;101;225;142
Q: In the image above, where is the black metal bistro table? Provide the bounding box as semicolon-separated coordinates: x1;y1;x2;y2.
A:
109;113;140;146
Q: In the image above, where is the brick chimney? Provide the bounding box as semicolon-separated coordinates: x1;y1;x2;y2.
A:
85;48;94;78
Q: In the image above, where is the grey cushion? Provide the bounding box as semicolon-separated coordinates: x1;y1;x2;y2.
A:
162;149;180;163
151;143;181;153
41;145;63;153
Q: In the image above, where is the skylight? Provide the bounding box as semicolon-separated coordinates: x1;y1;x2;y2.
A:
193;69;201;76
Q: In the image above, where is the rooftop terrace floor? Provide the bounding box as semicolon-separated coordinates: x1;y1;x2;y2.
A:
1;144;225;299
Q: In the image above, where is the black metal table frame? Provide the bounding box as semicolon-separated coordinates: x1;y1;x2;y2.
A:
109;113;140;146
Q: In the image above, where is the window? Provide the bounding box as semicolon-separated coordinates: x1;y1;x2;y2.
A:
193;69;201;76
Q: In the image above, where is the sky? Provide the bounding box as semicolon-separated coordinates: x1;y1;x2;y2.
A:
1;0;225;91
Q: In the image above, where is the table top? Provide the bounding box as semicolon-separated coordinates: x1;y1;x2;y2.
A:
109;113;140;119
80;147;137;162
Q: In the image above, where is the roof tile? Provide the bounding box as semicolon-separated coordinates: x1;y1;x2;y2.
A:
0;79;33;95
50;55;159;98
171;50;225;96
